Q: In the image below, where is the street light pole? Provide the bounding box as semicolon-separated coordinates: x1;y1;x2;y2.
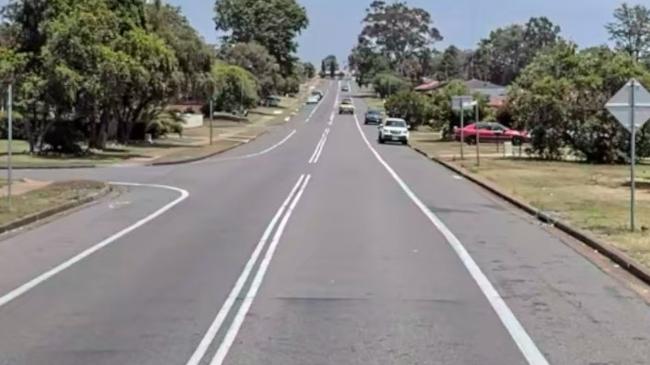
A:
475;102;480;167
629;79;636;232
6;83;12;210
460;103;465;160
209;98;214;145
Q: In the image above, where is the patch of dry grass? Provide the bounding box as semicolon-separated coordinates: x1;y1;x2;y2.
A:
411;132;650;269
0;180;106;225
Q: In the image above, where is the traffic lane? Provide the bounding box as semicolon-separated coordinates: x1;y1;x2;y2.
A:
0;185;178;296
356;110;650;363
223;110;527;364
0;149;315;365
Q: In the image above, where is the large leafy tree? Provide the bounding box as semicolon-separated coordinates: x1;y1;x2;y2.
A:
210;61;258;113
348;38;390;86
474;17;561;85
606;3;650;62
220;42;281;98
213;0;308;76
359;1;442;69
437;45;463;80
321;55;338;78
509;42;650;162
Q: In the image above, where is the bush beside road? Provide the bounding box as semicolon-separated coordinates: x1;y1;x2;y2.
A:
410;131;650;270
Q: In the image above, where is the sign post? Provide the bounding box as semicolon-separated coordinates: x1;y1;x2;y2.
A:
5;83;12;210
475;101;480;167
452;96;474;161
606;79;650;231
209;98;214;145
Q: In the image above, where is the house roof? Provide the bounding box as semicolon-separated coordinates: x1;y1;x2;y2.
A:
414;80;446;92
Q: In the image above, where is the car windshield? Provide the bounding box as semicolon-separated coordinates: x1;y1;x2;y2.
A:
3;1;647;364
385;120;406;127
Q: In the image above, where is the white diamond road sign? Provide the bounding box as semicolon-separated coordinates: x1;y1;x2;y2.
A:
606;79;650;132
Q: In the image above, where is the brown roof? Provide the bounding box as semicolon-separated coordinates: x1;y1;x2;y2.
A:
414;80;446;92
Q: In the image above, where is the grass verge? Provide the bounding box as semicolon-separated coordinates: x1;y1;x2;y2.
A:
0;180;107;226
410;132;650;270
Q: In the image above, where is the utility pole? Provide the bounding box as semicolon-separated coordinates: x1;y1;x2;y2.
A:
475;102;480;166
6;83;13;210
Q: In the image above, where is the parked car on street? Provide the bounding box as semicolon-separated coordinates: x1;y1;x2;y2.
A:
311;90;324;100
307;95;320;104
454;122;530;145
378;118;410;145
364;109;383;125
342;85;350;92
339;98;355;114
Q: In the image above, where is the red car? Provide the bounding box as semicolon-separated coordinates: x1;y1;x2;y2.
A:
454;122;530;146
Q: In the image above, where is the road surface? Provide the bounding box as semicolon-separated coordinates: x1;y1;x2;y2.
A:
0;80;648;365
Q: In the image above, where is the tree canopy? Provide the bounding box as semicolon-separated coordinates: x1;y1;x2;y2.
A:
213;0;308;76
606;3;650;62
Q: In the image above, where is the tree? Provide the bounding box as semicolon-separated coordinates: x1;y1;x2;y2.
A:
213;0;308;76
372;72;409;98
473;17;561;85
211;61;258;113
349;39;390;86
437;45;463;80
359;1;442;69
509;42;650;162
220;42;280;97
385;90;432;126
606;3;650;62
321;55;338;78
303;62;316;79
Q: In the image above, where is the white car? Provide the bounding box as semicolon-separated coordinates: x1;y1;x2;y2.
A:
378;118;410;145
306;95;320;104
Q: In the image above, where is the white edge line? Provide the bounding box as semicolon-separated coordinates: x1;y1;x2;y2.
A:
352;113;549;365
0;182;190;308
210;175;312;365
195;129;296;165
185;175;306;365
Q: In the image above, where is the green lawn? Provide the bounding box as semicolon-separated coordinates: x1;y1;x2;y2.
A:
0;84;316;168
0;180;106;226
411;132;650;269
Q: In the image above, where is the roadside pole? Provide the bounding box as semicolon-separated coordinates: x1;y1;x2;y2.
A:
460;106;465;160
475;102;480;167
629;80;636;232
209;99;214;145
606;78;650;232
6;83;12;210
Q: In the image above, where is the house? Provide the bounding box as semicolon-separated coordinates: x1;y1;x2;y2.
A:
414;78;507;108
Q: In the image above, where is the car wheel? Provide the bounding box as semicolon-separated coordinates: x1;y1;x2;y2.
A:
512;137;523;146
378;137;384;144
465;136;476;145
402;140;408;145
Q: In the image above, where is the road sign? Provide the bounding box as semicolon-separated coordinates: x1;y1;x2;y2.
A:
606;79;650;132
452;96;474;112
604;79;650;232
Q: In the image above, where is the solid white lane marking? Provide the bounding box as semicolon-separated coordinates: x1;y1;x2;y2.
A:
352;113;549;365
453;175;464;180
311;129;330;164
185;175;306;365
308;129;329;164
194;129;297;165
210;175;312;365
0;183;189;309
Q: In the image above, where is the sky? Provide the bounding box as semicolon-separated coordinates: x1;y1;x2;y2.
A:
0;0;632;65
165;0;629;66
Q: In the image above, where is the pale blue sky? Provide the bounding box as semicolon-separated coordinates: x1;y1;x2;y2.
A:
0;0;632;65
167;0;628;65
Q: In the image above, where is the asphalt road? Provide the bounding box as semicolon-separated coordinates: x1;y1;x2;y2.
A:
0;80;649;365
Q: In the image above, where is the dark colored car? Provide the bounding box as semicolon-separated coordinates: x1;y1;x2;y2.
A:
364;109;383;125
454;122;530;146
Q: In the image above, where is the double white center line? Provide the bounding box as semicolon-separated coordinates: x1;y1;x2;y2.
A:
186;174;312;365
308;128;330;164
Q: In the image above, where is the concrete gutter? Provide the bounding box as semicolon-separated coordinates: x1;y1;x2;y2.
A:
0;184;112;235
412;146;650;287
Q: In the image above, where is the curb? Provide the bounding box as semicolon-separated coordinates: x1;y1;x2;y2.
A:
0;184;112;235
0;164;96;170
149;132;265;166
412;146;650;287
